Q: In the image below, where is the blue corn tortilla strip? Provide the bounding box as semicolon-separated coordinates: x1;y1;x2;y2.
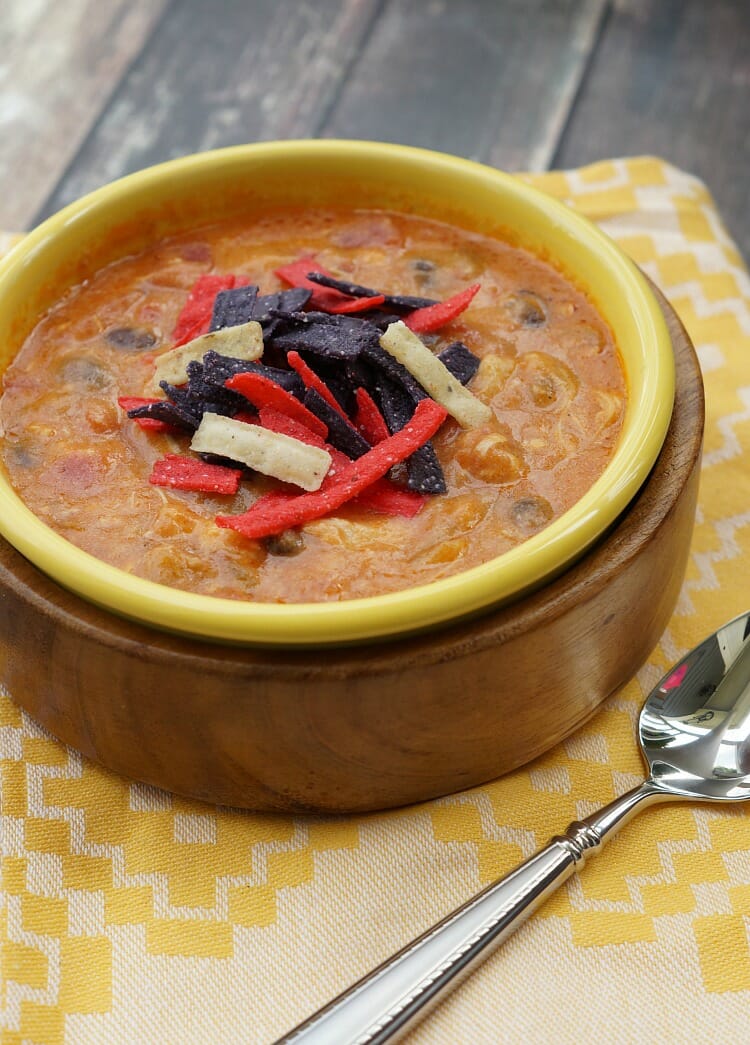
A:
253;287;311;322
360;339;480;404
158;378;194;410
405;444;446;495
359;340;477;492
201;351;305;399
303;388;371;459
209;286;311;332
366;311;409;331
343;358;383;415
269;312;380;360
252;293;313;354
375;375;447;495
127;398;200;432
197;451;251;471
304;272;437;313
300;355;355;414
361;341;426;403
179;363;248;418
344;358;377;392
209;285;259;331
437;341;480;385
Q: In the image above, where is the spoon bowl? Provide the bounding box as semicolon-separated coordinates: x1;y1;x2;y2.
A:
640;612;750;800
282;610;750;1044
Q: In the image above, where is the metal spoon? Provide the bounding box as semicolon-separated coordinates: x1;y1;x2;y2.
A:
280;610;750;1044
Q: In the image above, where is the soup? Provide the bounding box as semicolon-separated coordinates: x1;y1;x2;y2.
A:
0;208;625;602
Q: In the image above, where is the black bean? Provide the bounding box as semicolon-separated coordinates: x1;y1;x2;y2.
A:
511;496;554;534
105;326;157;350
506;292;547;327
6;442;39;468
412;259;436;289
265;529;305;556
60;357;112;389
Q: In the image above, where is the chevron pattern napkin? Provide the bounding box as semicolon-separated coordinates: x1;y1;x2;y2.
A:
2;157;749;1044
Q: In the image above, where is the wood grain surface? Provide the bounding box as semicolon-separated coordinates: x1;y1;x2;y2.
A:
553;0;750;258
10;0;745;260
0;0;169;229
34;0;381;220
0;294;704;813
319;0;608;172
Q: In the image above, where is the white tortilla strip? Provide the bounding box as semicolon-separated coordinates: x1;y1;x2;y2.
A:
190;412;331;492
379;321;492;429
150;321;264;392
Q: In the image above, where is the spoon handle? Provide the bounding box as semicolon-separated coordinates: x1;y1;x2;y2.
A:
279;781;666;1044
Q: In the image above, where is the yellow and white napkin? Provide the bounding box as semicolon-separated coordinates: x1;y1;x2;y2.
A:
2;157;750;1044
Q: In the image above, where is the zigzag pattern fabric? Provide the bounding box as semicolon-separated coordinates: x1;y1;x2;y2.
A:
2;158;749;1043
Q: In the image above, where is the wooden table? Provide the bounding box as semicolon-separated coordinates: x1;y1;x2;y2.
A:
3;0;749;258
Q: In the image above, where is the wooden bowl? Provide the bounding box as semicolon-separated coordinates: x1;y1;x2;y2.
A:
0;291;703;812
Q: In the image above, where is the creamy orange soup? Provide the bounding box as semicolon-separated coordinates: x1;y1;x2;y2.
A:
0;209;625;601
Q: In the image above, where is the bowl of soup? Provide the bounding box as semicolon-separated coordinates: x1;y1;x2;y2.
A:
0;141;701;812
0;140;673;647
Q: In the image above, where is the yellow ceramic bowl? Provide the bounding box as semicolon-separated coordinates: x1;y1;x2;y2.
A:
0;141;674;646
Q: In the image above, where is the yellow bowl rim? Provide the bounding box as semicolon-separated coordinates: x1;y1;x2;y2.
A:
0;140;675;646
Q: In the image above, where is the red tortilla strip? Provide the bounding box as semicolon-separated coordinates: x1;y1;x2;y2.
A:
404;283;480;333
274;255;382;314
233;410;259;425
354;387;390;444
286;351;346;417
257;406;328;449
216;399;447;537
149;454;242;494
256;407;422;515
226;371;328;440
172;274;237;343
355;483;426;518
325;293;385;314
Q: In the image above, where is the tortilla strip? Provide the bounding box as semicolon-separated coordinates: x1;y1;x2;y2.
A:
151;321;264;391
379;321;491;429
190;412;331;492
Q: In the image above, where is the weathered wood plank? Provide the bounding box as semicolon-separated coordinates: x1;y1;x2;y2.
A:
320;0;607;172
35;0;380;224
554;0;750;258
0;0;169;230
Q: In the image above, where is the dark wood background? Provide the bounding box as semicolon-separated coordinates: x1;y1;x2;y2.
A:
3;0;749;258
